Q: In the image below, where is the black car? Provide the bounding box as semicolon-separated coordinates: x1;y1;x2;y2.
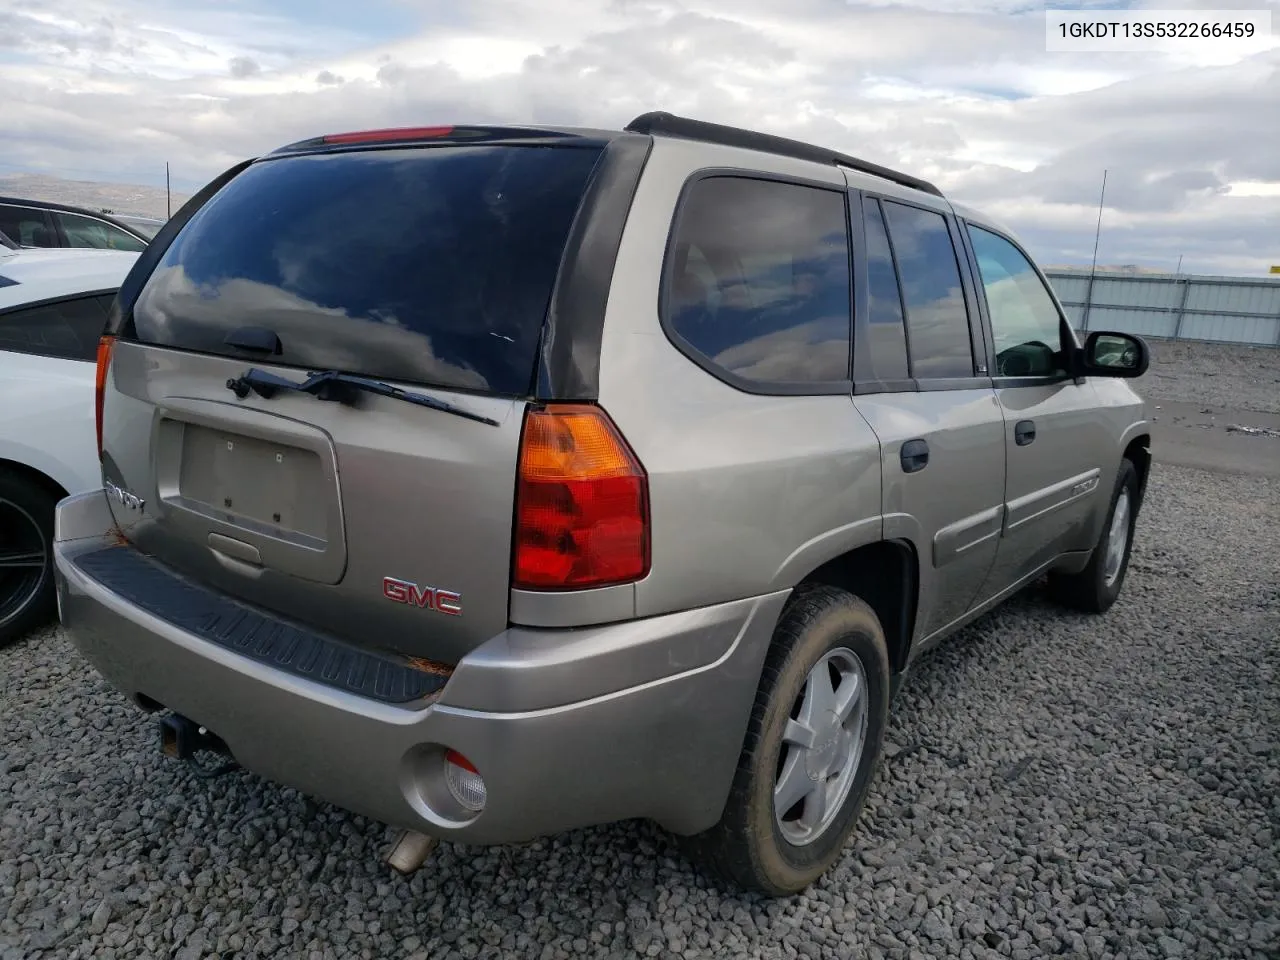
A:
0;196;161;252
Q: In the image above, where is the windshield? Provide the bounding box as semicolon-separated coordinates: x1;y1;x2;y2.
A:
130;143;604;396
119;217;164;239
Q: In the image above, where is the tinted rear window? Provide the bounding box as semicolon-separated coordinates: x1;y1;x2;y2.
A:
131;144;604;395
880;201;974;380
861;199;910;381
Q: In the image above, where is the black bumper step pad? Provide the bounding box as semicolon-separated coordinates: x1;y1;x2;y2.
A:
72;546;450;705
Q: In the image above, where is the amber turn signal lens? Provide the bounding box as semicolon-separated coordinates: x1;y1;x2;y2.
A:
94;336;116;460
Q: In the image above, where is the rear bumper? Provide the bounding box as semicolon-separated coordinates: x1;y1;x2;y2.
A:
54;490;787;843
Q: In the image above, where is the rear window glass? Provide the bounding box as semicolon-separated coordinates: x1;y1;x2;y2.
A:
130;144;604;395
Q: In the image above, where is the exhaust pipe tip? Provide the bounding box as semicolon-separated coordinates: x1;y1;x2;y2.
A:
386;830;439;875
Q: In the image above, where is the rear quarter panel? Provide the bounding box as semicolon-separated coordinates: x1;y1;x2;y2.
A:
0;351;99;495
596;139;885;619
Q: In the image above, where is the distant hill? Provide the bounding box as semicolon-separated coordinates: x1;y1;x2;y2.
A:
0;173;192;220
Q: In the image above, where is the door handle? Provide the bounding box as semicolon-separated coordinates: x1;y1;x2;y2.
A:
900;438;929;473
1015;420;1036;446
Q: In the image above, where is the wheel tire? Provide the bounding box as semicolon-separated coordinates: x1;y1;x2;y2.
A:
0;471;59;648
682;584;891;896
1048;457;1140;614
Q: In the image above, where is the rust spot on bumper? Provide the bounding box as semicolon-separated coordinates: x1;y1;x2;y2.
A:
405;656;454;678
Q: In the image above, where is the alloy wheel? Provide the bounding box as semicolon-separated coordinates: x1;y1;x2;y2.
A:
773;646;870;846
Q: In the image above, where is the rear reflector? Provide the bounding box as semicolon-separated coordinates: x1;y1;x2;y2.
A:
444;750;486;812
94;336;115;459
321;126;455;145
513;404;649;590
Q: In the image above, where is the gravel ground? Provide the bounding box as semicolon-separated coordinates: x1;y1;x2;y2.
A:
2;464;1277;960
1137;339;1280;414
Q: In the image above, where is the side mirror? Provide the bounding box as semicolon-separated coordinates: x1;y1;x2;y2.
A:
1080;331;1149;378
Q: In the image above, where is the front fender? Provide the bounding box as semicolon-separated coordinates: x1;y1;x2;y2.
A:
1119;418;1152;455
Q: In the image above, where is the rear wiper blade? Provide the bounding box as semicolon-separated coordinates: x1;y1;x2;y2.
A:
226;368;501;427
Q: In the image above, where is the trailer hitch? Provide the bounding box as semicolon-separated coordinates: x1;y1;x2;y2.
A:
158;713;239;779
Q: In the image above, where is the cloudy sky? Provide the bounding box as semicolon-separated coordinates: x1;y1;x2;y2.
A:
1;0;1277;273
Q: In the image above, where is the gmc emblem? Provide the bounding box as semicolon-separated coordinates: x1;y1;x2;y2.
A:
382;576;462;617
104;478;145;512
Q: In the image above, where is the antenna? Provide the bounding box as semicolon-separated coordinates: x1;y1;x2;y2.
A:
166;162;172;219
1175;254;1183;275
1083;168;1107;332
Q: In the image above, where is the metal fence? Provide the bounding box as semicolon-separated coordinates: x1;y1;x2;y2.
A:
1045;268;1280;347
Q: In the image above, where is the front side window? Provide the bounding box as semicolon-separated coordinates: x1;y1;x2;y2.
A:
0;294;112;361
967;225;1066;378
53;212;147;252
118;217;163;239
666;176;852;386
881;201;974;380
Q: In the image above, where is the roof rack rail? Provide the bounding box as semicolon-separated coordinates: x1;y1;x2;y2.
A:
624;111;944;199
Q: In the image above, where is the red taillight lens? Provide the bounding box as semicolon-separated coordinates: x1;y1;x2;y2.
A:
94;335;115;459
443;749;486;812
444;749;477;774
513;404;650;590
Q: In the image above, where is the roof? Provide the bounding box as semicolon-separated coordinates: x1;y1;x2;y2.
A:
266;112;943;199
0;247;140;310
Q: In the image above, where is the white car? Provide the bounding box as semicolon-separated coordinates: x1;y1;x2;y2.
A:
0;246;139;645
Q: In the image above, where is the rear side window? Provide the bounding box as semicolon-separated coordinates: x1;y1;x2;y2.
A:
665;176;851;388
861;200;910;381
0;294;112;361
130;144;605;395
0;206;57;248
880;201;974;380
